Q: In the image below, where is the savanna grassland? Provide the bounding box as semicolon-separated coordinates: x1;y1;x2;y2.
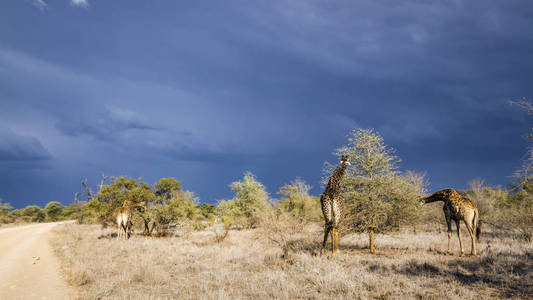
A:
51;222;533;299
43;127;533;299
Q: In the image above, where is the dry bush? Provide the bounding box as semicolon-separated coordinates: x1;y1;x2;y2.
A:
51;223;533;299
256;210;319;259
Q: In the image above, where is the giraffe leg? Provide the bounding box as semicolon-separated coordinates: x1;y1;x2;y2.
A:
122;222;128;240
465;222;476;256
321;224;332;256
456;220;464;256
331;228;339;257
446;217;453;255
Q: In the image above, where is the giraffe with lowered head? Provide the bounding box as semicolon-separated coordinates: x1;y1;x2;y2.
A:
321;155;350;257
421;188;480;256
116;200;143;239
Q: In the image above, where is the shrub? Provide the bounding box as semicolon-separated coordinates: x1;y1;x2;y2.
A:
217;172;271;228
44;201;65;221
278;178;322;222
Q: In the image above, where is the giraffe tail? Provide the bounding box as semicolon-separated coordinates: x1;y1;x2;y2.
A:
474;208;481;241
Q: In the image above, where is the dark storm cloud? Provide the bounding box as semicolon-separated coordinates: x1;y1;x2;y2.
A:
0;128;52;161
55;105;158;141
0;0;532;207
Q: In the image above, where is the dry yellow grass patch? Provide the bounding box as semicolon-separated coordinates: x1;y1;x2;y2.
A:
51;223;533;299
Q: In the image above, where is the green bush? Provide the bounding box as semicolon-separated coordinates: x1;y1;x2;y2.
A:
0;198;13;224
44;201;64;221
217;172;271;228
277;178;322;222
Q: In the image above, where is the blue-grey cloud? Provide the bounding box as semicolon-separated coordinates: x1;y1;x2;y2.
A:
0;0;532;207
71;0;89;8
31;0;47;11
0;128;52;161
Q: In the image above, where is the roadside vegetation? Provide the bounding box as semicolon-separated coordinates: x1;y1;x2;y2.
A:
0;198;76;225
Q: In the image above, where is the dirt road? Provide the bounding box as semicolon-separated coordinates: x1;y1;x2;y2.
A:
0;222;74;300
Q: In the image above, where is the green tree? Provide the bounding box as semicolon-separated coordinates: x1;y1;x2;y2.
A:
21;205;46;222
44;201;64;221
62;203;79;220
199;203;216;219
278;178;321;222
0;198;13;223
217;172;270;228
87;176;148;225
154;190;202;231
326;129;424;253
154;177;182;204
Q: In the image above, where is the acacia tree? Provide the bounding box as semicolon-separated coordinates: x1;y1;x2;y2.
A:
503;98;533;241
278;178;321;222
325;129;424;253
154;177;182;204
85;176;152;226
217;172;270;228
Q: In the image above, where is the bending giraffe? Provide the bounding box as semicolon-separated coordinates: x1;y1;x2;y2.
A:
421;188;480;256
321;155;350;257
116;200;143;239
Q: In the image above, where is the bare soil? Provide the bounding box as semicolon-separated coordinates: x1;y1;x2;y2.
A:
0;222;75;300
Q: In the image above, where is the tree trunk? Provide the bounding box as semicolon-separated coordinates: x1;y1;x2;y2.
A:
369;230;375;254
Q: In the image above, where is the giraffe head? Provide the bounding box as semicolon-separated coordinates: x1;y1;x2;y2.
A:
340;155;351;167
420;188;455;203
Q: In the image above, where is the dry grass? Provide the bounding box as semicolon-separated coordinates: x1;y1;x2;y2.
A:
50;223;533;299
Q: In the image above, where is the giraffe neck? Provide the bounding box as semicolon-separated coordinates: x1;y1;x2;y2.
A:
422;196;444;204
332;164;347;183
326;164;347;194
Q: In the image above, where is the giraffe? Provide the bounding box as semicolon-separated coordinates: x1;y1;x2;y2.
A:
321;155;350;257
421;188;480;256
116;200;143;239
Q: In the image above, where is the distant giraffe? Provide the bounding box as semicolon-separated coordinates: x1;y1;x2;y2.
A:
321;155;350;257
116;200;143;239
421;188;480;256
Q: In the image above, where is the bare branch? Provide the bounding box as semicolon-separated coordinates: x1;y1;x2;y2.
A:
81;178;94;201
510;98;533;115
98;173;108;192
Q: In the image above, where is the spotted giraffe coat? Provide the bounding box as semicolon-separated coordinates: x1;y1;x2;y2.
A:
321;163;348;228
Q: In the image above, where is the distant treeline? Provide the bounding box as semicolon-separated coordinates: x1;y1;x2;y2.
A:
1;124;532;246
0;200;77;224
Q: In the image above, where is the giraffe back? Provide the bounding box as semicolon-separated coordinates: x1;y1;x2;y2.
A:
435;189;477;222
321;162;348;225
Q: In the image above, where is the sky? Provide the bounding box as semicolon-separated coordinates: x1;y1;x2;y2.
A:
1;0;533;208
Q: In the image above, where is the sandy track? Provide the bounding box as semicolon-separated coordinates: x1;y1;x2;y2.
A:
0;222;74;300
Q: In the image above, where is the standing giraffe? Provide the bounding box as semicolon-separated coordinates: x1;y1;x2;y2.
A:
116;200;143;239
421;188;480;256
321;155;350;257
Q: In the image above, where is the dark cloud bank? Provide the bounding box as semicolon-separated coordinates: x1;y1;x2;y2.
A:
0;1;532;208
